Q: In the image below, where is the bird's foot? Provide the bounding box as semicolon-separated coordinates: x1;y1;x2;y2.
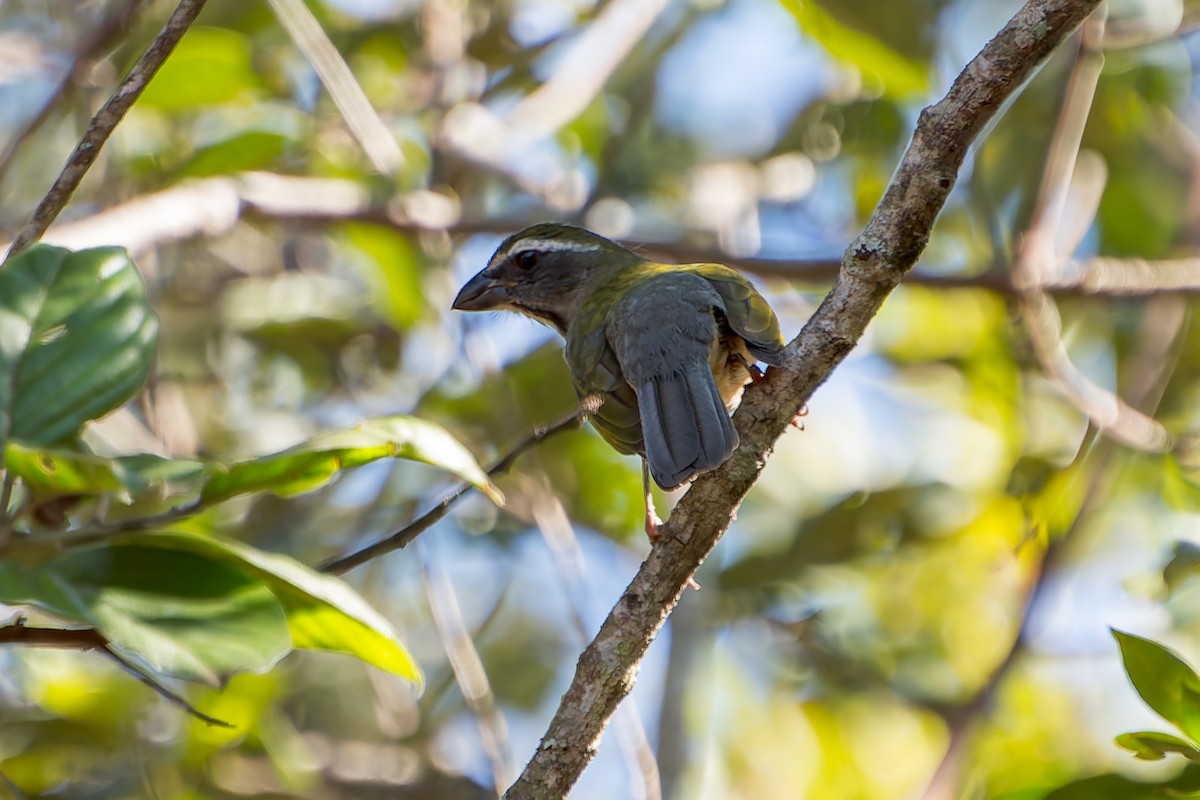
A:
579;393;604;421
734;353;766;381
791;404;809;431
644;506;664;542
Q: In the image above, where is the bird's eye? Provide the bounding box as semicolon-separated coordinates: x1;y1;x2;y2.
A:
513;250;539;270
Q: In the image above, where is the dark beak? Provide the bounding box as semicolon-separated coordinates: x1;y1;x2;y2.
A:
452;271;509;311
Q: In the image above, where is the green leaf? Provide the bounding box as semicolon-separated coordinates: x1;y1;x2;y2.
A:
1165;540;1200;594
113;531;423;687
200;415;502;506
0;545;291;685
0;245;158;455
1043;764;1200;799
4;445;206;509
780;0;929;100
139;27;263;112
180;130;291;178
1116;730;1200;761
343;223;425;330
113;453;208;496
1114;629;1200;743
4;442;125;496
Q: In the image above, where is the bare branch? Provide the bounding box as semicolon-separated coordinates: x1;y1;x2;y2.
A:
99;646;233;728
1046;255;1200;294
0;619;108;649
0;619;231;727
1021;292;1173;452
3;0;210;261
0;0;150;185
55;499;202;549
321;410;586;575
266;0;404;175
502;1;1106;796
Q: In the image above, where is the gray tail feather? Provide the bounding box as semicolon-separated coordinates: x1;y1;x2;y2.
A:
639;364;738;489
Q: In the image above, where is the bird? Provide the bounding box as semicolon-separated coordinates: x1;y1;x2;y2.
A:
453;222;785;538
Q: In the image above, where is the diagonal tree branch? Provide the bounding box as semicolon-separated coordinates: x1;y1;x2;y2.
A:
502;1;1105;797
2;0;210;261
0;0;151;186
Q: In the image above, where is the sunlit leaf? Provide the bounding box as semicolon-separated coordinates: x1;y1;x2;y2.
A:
0;245;158;455
1114;629;1200;743
200;415;502;505
113;531;423;687
4;442;125;496
1116;730;1200;761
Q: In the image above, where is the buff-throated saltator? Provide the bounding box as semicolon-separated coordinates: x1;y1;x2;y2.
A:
453;223;785;528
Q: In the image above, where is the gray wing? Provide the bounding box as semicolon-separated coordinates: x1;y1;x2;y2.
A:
608;273;737;489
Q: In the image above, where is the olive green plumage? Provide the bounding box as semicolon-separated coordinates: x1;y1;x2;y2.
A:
453;223;785;489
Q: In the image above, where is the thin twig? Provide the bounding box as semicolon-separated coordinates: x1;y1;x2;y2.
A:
54;499;202;549
501;2;1106;796
0;619;231;727
3;0;210;261
321;410;586;575
265;0;404;175
99;646;232;728
0;0;149;186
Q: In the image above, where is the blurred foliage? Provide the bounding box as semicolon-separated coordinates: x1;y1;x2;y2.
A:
1;0;1200;798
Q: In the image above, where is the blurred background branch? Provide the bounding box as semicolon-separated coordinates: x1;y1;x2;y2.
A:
3;0;210;259
23;170;1200;298
267;0;405;175
0;0;150;185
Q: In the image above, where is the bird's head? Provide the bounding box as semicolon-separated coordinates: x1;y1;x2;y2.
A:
452;223;640;334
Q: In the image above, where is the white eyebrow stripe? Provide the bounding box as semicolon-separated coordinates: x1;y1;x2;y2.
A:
489;237;605;270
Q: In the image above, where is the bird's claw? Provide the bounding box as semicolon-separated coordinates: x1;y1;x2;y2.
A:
644;507;664;542
734;353;766;382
